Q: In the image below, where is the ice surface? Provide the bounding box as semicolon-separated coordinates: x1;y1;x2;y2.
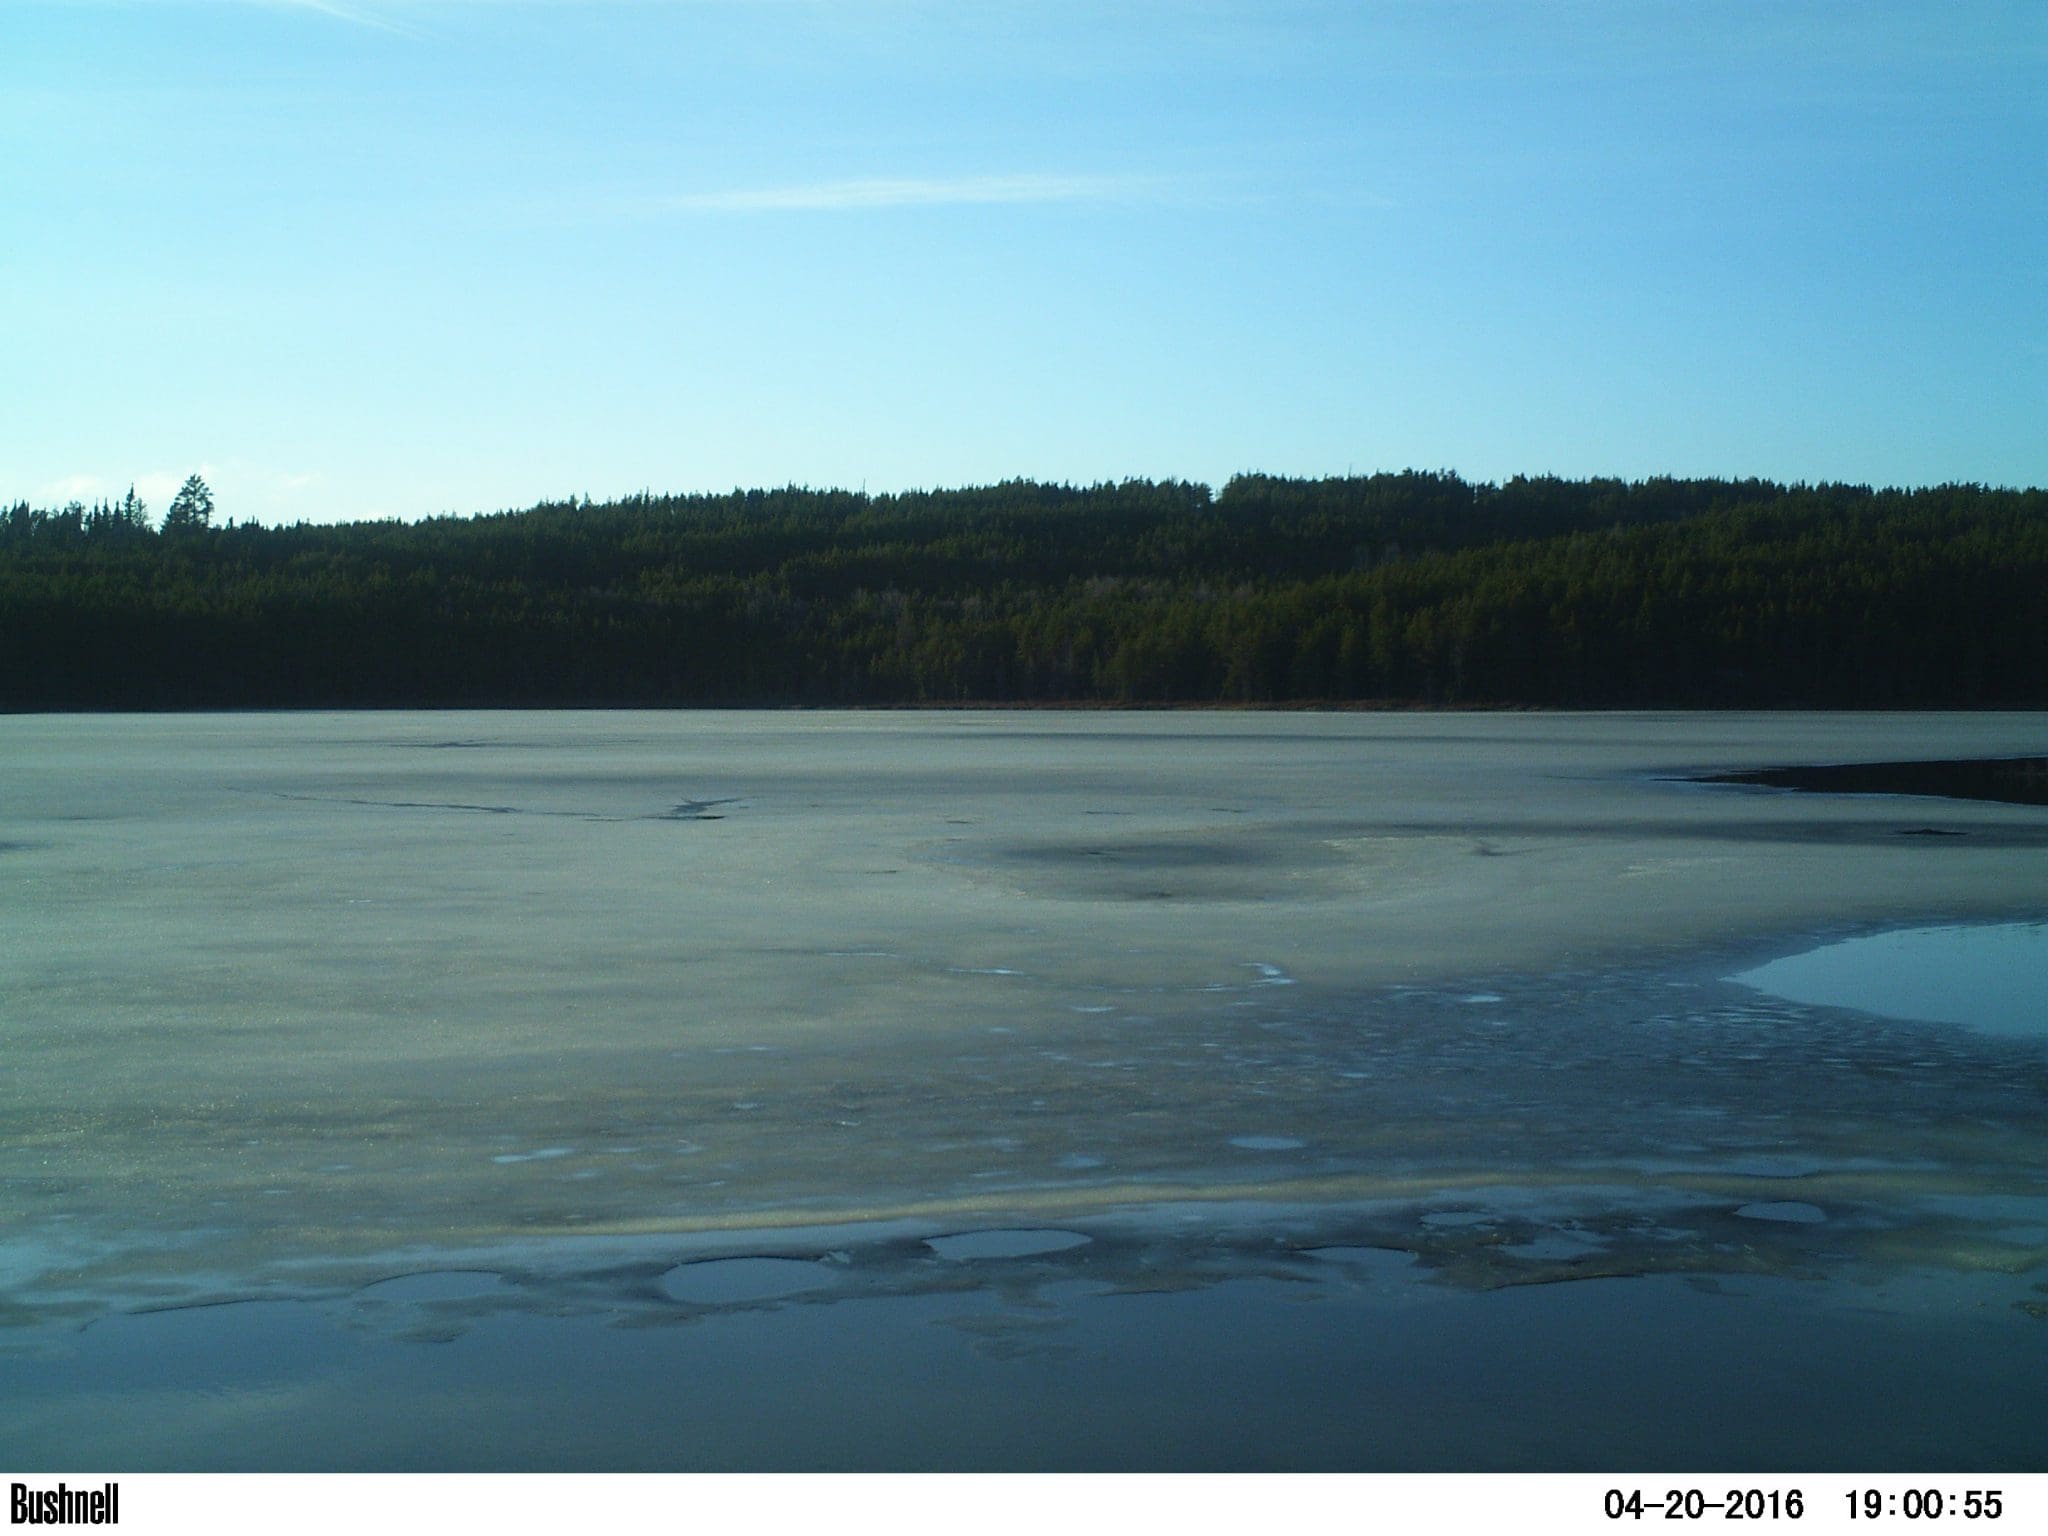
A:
1735;1203;1829;1224
925;1229;1093;1260
3;710;2046;1316
357;1270;508;1301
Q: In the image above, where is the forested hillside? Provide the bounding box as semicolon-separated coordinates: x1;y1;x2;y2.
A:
4;473;2043;709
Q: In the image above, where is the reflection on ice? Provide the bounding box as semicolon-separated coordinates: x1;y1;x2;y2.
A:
1732;922;2048;1038
10;1260;2048;1470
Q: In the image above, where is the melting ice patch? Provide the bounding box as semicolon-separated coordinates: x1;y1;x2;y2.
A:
1732;922;2048;1039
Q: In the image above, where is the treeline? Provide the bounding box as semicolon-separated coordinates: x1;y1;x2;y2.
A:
3;472;2044;708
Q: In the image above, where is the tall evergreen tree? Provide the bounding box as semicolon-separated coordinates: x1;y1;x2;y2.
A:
163;474;214;533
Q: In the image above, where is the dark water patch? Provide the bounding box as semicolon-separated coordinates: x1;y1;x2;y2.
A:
979;832;1347;902
932;1298;1082;1362
1312;814;2048;850
10;1263;2048;1469
1299;1245;1418;1277
1016;840;1273;870
269;791;739;824
1501;1232;1610;1262
921;729;1383;747
1421;1210;1495;1229
654;798;744;821
1696;756;2048;808
658;1256;840;1304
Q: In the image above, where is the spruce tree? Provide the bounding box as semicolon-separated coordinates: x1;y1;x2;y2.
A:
163;474;214;533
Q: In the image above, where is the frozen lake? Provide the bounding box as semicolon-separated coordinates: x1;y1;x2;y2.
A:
4;710;2046;1468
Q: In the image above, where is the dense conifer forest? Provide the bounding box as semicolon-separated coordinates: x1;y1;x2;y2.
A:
4;472;2044;709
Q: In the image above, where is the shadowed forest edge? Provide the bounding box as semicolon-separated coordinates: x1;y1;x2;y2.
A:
5;472;2044;709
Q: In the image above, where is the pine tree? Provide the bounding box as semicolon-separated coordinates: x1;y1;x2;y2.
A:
163;474;214;533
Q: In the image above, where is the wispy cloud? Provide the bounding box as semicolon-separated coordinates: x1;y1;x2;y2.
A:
67;0;426;35
255;0;420;35
656;172;1169;215
35;470;181;507
83;0;873;23
41;474;109;504
38;464;325;521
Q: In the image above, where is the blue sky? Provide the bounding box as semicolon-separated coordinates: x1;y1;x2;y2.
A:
5;1;2042;524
